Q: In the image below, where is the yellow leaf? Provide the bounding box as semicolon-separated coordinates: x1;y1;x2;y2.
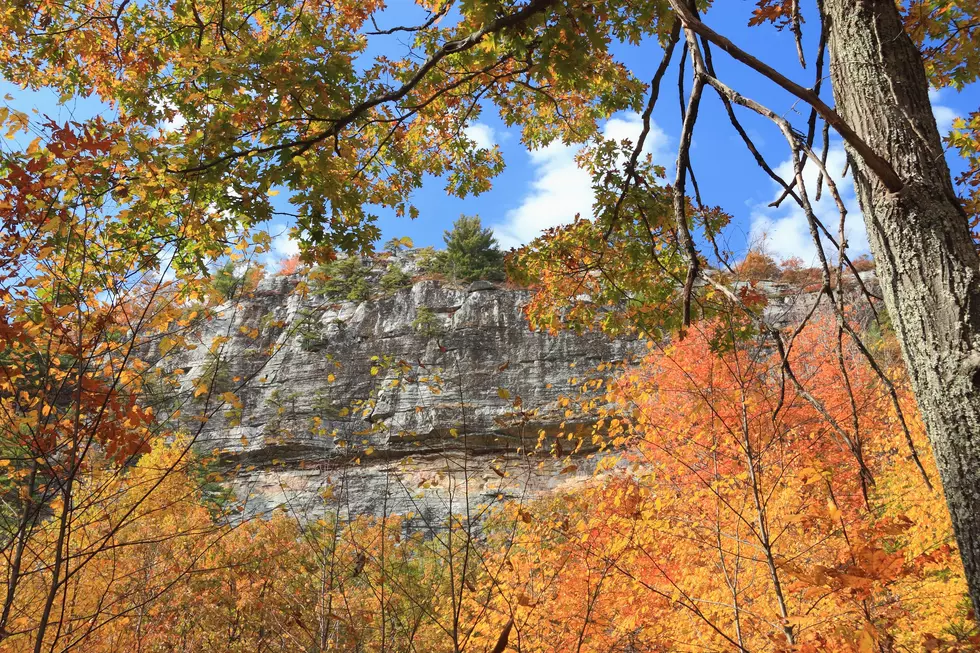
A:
221;391;242;408
858;623;876;653
40;216;60;234
827;498;842;521
497;387;510;400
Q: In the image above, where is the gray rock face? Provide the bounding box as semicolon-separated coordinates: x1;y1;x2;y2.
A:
751;270;881;330
175;254;879;526
174;252;643;524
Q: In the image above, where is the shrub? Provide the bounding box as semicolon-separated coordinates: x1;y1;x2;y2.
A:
380;264;412;293
259;311;285;330
189;455;236;513
194;354;233;403
296;307;327;351
314;256;371;301
412;307;444;338
383;236;414;254
734;250;780;281
212;261;263;300
212;261;238;298
415;246;440;274
277;255;301;275
851;254;876;272
778;256;822;286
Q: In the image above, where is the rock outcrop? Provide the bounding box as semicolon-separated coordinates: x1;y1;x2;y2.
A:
175;251;644;525
173;251;880;526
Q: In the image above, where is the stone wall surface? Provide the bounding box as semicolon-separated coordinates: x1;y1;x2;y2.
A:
175;252;879;525
175;252;644;524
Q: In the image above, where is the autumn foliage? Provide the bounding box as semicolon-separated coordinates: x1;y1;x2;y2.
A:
2;293;974;651
277;255;302;276
485;320;971;651
734;250;782;281
0;0;978;650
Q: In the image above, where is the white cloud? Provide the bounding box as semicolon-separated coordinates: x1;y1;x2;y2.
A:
749;144;870;264
154;98;186;133
464;122;496;150
490;141;593;249
261;224;300;269
929;88;959;135
490;113;668;249
273;230;300;258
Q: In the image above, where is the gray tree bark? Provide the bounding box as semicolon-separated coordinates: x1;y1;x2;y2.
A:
825;0;980;612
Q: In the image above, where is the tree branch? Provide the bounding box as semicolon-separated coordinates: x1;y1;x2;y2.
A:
666;0;904;192
175;0;555;175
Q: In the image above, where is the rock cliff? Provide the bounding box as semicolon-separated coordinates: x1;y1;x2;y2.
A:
175;251;644;525
173;251;879;527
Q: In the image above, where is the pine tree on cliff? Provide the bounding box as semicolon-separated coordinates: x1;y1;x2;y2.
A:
437;216;505;283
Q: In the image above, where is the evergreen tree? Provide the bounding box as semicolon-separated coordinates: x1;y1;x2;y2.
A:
315;256;371;301
436;216;505;283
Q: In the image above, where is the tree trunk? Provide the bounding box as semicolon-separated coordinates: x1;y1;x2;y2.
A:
825;0;980;612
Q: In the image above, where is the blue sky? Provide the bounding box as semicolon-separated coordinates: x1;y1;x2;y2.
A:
364;0;979;267
4;0;977;270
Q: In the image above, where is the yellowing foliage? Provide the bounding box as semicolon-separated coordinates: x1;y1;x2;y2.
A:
1;317;973;652
0;0;978;650
484;321;973;651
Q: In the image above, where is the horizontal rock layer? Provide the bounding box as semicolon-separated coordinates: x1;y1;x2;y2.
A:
175;252;644;522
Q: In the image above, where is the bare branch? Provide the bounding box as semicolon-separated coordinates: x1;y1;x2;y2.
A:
366;4;452;36
666;0;903;192
674;21;706;328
